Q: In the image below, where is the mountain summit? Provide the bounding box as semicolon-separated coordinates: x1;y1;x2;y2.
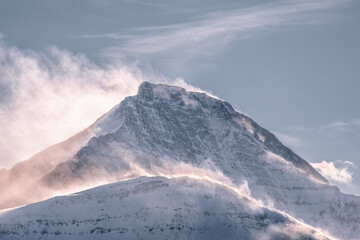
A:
0;82;359;239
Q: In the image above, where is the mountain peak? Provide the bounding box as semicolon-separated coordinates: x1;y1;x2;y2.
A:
137;81;188;102
94;82;328;184
137;81;154;97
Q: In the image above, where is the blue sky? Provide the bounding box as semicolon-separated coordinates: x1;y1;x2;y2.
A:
0;0;359;195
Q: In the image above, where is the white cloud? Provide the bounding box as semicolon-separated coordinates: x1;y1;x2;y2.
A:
88;0;348;57
0;40;147;168
310;160;355;184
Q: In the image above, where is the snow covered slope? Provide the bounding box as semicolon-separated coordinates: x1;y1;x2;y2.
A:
1;82;359;239
0;176;333;240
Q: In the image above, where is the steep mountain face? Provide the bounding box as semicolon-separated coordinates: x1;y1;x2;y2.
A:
0;82;359;239
0;177;332;240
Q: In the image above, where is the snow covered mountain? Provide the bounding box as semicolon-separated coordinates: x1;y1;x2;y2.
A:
0;177;332;240
1;82;359;239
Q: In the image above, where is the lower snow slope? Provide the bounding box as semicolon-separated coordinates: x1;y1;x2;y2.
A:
0;176;333;240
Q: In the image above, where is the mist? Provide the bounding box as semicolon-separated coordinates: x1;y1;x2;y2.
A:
0;40;145;168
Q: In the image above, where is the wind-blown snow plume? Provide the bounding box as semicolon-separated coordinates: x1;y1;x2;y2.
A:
125;157;252;199
0;156;338;240
42;156;255;208
0;41;144;168
0;39;213;169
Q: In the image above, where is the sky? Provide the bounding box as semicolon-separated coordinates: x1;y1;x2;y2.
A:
0;0;359;195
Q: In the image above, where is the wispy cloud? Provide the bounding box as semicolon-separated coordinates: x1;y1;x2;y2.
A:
310;160;356;184
80;0;349;56
320;119;360;132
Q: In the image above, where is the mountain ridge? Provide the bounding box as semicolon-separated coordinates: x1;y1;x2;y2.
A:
0;81;359;239
0;176;334;240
